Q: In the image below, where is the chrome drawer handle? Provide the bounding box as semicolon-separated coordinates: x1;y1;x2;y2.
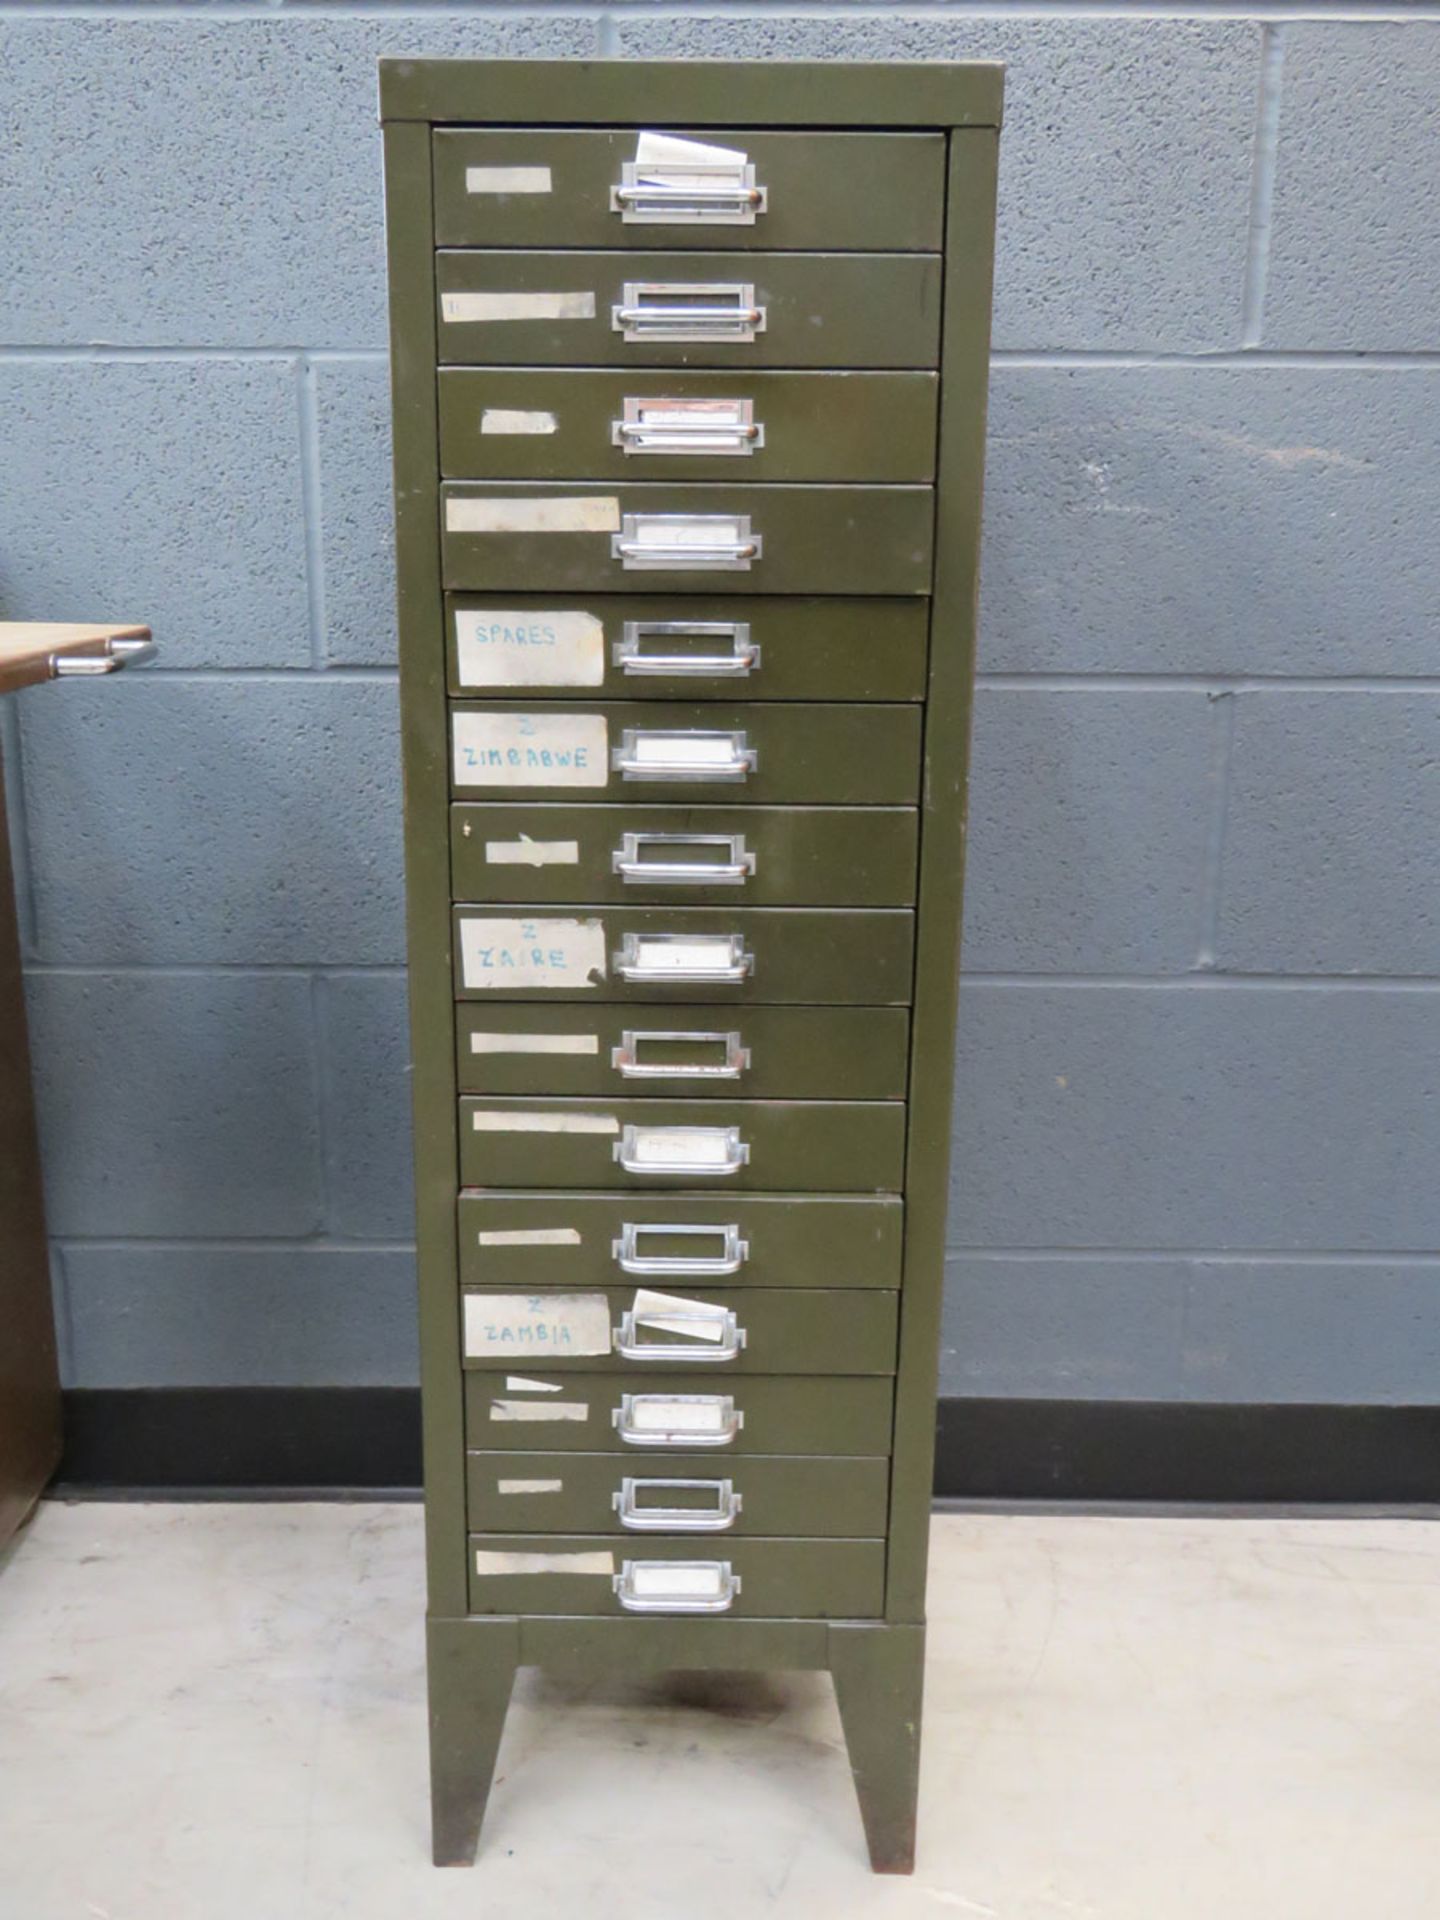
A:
614;620;760;680
613;1477;742;1533
612;1392;744;1447
613;398;762;458
613;1559;742;1614
613;932;753;984
612;1222;749;1278
51;636;157;678
611;163;766;227
612;729;756;783
612;515;760;574
612;1029;750;1081
614;1124;749;1179
612;282;765;343
612;831;754;887
614;1305;747;1363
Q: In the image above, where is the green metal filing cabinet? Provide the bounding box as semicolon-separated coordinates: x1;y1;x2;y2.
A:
380;57;1002;1873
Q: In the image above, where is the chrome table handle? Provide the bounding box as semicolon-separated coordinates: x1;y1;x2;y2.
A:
614;1124;749;1179
612;282;765;343
612;1393;744;1447
613;1559;742;1614
50;636;157;678
612;1222;749;1278
612;831;754;886
613;398;762;458
611;164;766;226
612;516;760;573
614;1306;746;1363
613;1477;742;1533
614;620;760;679
612;729;756;782
613;932;753;984
612;1030;750;1081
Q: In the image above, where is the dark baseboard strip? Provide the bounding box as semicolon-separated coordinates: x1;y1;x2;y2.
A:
54;1387;423;1498
50;1389;1440;1506
935;1397;1440;1505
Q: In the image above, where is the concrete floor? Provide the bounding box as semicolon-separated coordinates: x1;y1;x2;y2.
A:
2;1506;1437;1920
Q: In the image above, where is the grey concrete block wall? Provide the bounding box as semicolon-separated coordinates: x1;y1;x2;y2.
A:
3;7;1439;1409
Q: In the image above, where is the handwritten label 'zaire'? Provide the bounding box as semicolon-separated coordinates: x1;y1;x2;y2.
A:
459;916;607;991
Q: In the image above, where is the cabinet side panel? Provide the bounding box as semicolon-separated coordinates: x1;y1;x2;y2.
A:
886;129;1000;1623
383;119;467;1617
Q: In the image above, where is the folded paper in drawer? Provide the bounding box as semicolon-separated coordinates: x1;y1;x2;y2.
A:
631;1287;728;1343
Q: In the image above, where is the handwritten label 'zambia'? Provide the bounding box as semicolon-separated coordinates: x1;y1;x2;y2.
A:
452;711;607;788
463;1292;612;1358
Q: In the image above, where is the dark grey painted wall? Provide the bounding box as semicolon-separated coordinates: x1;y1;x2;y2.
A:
3;8;1437;1404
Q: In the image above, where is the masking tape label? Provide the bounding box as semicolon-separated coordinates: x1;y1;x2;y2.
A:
454;609;605;689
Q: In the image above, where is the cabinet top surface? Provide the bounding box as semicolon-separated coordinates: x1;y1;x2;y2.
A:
378;57;1004;130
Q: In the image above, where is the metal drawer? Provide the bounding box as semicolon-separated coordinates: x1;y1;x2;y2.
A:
456;1005;910;1100
457;1192;904;1290
445;595;929;702
461;1284;897;1375
441;483;933;597
467;1534;884;1619
448;702;921;805
458;1097;905;1192
451;906;914;1004
439;369;938;484
466;1452;890;1539
451;804;918;907
464;1368;894;1456
433;128;944;253
436;249;941;370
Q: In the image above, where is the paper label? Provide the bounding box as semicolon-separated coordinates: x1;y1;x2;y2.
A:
480;1229;584;1249
471;1110;618;1136
496;1479;563;1495
481;409;558;436
631;937;732;975
464;1292;612;1358
629;1563;722;1599
489;1398;589;1422
484;837;581;867
441;290;596;323
630;1398;726;1435
453;711;607;788
459;917;607;992
624;1126;731;1168
466;165;553;194
454;609;605;689
470;1031;597;1056
446;495;619;535
629;731;738;769
505;1374;565;1392
632;1287;727;1343
474;1549;613;1577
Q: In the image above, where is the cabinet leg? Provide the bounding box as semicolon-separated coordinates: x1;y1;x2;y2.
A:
427;1616;519;1867
828;1622;926;1875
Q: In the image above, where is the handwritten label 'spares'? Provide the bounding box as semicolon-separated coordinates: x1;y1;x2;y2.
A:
464;1292;612;1359
459;916;606;991
454;609;605;689
453;711;607;789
